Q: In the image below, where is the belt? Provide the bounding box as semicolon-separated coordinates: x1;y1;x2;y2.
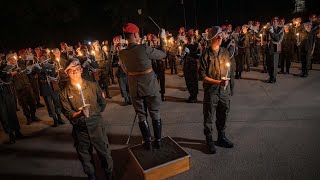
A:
127;68;153;76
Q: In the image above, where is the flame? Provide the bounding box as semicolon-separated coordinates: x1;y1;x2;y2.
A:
226;62;230;67
76;84;81;90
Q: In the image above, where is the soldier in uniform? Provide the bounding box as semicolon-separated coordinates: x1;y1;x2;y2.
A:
183;33;201;103
119;23;167;150
92;40;112;99
0;62;23;144
279;24;295;74
53;48;69;90
78;45;100;83
199;26;234;154
38;53;65;127
60;58;113;180
237;25;251;76
150;34;166;101
3;53;39;125
264;17;284;83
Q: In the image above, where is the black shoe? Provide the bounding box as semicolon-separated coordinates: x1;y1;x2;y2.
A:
106;172;113;180
278;71;285;74
9;132;16;144
57;114;65;125
217;132;234;148
265;78;276;83
26;117;32;125
37;103;45;108
152;119;162;149
295;71;304;77
122;97;130;106
88;174;96;180
15;130;24;139
138;120;152;150
299;72;308;77
161;95;166;101
52;117;60;127
31;114;40;122
205;136;216;154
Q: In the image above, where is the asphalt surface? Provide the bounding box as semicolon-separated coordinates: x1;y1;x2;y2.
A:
1;63;320;180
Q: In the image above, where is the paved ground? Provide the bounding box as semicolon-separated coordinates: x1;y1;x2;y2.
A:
1;63;320;180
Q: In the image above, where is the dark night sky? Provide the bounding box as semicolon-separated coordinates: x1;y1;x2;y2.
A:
0;0;319;51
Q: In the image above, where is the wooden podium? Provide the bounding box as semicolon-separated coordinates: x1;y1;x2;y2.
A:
128;136;191;180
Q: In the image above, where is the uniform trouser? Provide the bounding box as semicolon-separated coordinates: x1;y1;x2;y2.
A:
280;50;292;72
296;45;302;63
28;75;41;104
184;67;198;99
300;51;309;74
106;64;114;83
243;48;251;70
157;71;166;96
72;121;113;175
203;86;230;137
169;55;177;74
235;54;244;74
266;53;279;80
132;95;161;122
261;47;267;71
0;86;20;133
17;87;36;118
99;69;110;96
43;91;61;119
117;75;129;98
250;44;259;66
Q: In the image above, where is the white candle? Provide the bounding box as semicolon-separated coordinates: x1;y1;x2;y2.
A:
224;62;230;90
77;84;86;107
260;34;263;45
296;33;300;45
179;46;182;56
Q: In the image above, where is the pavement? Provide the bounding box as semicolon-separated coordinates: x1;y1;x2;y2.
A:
0;62;320;180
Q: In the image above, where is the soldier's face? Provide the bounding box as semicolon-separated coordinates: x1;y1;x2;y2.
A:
54;50;60;57
8;57;17;65
67;66;82;82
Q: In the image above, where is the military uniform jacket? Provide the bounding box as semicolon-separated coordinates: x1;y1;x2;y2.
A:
282;31;295;52
199;47;231;94
265;26;284;55
3;64;31;94
119;42;166;97
38;61;58;96
60;80;106;130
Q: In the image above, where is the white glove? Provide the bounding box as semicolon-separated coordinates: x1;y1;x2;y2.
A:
160;28;166;39
82;106;90;117
269;27;274;34
185;47;190;54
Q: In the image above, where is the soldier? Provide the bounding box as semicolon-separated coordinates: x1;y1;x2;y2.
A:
199;26;234;154
92;40;112;99
53;48;69;90
119;23;167;150
78;45;100;83
3;53;39;125
296;22;315;77
292;17;303;63
167;36;178;74
264;17;284;83
60;58;113;180
150;34;166;101
237;25;251;76
279;24;295;74
0;63;23;144
183;33;201;103
38;53;65;127
102;43;115;85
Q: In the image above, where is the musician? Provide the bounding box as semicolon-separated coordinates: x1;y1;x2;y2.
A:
199;26;234;154
38;52;65;127
292;17;304;63
167;36;178;74
183;32;201;102
3;53;39;125
264;17;284;83
279;24;295;74
53;48;69;90
119;23;167;150
102;43;115;85
150;34;166;101
0;62;23;144
59;58;113;180
238;25;251;75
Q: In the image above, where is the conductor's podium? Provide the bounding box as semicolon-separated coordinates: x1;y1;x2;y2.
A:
128;136;191;180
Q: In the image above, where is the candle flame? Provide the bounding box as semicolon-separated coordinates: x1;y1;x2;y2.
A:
296;33;299;36
179;46;182;49
76;84;81;90
263;26;266;29
91;50;95;55
14;56;17;60
226;62;230;67
57;58;60;62
259;34;262;37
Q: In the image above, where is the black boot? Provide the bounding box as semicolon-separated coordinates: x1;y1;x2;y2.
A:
31;113;40;122
106;172;113;180
128;96;132;105
161;94;166;101
138;120;152;150
152;119;162;149
122;97;130;106
205;135;216;154
57;114;65;125
9;132;16;144
87;174;96;180
52;117;59;127
239;72;242;79
15;130;24;139
217;131;234;148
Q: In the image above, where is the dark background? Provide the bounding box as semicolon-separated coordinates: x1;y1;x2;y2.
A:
0;0;319;51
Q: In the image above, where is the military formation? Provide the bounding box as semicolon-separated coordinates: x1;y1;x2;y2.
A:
0;14;319;180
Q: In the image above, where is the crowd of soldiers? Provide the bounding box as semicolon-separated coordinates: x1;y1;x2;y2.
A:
0;14;319;180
